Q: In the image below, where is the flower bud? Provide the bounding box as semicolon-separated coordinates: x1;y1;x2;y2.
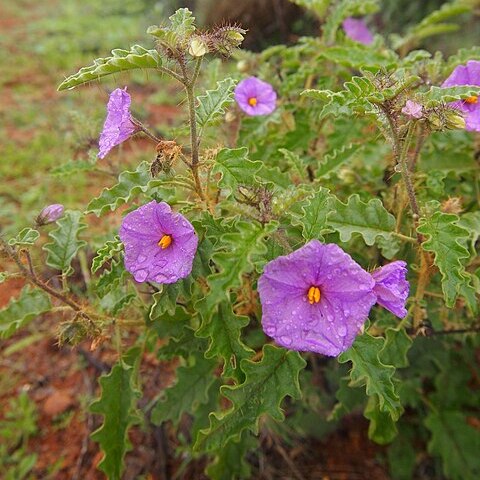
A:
36;204;64;226
188;37;208;57
236;60;250;73
445;111;466;130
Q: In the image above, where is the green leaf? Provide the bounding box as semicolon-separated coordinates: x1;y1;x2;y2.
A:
339;333;402;420
58;45;161;91
8;228;40;247
420;86;479;107
51;159;97;176
168;8;196;38
0;287;51;339
425;411;480;480
316;143;363;178
197;302;254;381
197;220;276;316
91;236;123;274
96;259;128;298
278;148;308;182
212;148;262;198
321;45;398;69
196;78;237;129
147;8;195;51
195;345;306;452
151;354;217;426
206;433;256;480
364;395;398;444
298;188;332;241
91;348;141;480
457;211;480;253
86;162;150;216
417;212;477;310
290;0;330;18
327;194;396;246
43;211;86;275
379;327;412;369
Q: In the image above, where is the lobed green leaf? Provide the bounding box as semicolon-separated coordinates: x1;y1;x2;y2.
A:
43;211;87;275
8;228;40;247
0;287;51;339
196;78;237;129
58;45;161;91
91;236;123;274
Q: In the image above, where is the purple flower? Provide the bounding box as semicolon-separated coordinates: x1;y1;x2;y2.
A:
234;77;277;116
36;204;64;225
402;100;423;119
371;261;409;318
442;61;480;132
258;241;376;357
119;201;198;284
342;17;374;45
98;88;138;159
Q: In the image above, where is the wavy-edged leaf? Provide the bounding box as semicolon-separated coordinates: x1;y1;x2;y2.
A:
96;259;128;298
297;188;332;241
196;78;236;129
327;194;395;246
321;45;398;69
446;46;480;71
417;212;477;310
212;147;262;198
43;211;86;275
197;220;277;316
364;395;398;445
86;162;151;216
379;327;412;369
420;85;479;107
197;302;254;381
316;143;363;178
90;347;141;480
58;45;161;91
51;160;97;177
425;411;480;480
195;345;306;452
339;333;402;420
91;236;123;274
8;228;39;247
0;287;51;339
151;354;217;426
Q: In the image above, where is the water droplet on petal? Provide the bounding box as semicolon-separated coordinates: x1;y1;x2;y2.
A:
338;325;347;337
280;335;292;346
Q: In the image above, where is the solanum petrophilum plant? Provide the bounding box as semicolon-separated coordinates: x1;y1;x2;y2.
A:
1;1;480;479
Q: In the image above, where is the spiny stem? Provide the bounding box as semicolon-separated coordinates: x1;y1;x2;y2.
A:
131;116;162;143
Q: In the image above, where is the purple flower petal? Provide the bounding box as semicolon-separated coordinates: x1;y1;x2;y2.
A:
442;61;480;132
371;261;409;318
98;88;137;159
402;100;423;119
342;17;374;45
119;201;198;284
258;240;376;357
234;77;277;116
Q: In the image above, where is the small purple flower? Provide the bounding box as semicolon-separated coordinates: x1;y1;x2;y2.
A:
234;77;277;116
36;204;64;225
119;201;198;284
371;261;409;318
98;88;138;159
342;17;374;45
258;241;376;357
402;100;423;119
442;60;480;132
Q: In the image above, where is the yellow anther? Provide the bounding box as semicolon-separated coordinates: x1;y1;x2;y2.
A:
307;286;321;305
465;95;478;104
248;97;258;106
158;234;172;249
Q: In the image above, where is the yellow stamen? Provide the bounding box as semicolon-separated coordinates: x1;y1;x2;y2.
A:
248;97;258;107
307;286;321;305
158;234;172;249
465;95;478;104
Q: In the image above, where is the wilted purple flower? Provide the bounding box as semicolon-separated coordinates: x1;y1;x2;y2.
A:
342;17;374;45
371;261;409;319
36;204;64;226
258;241;376;357
402;100;423;119
442;60;480;132
234;77;277;116
98;88;138;159
119;201;198;283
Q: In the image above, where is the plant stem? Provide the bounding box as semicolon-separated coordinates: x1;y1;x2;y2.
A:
0;238;82;312
131;116;162;143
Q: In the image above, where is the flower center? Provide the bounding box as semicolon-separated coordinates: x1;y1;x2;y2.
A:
248;97;258;107
158;234;172;249
465;95;478;104
307;286;321;305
